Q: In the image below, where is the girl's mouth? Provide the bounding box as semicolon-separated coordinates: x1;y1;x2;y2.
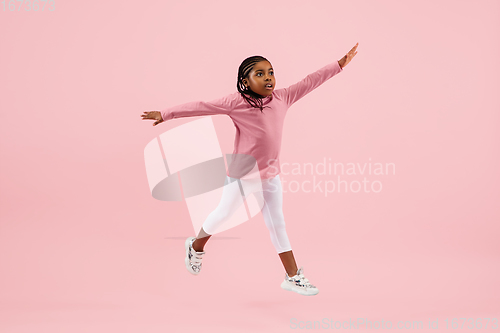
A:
265;84;273;90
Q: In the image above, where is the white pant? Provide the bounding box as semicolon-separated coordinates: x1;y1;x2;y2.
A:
202;174;292;254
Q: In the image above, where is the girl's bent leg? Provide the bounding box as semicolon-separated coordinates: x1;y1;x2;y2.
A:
193;176;254;252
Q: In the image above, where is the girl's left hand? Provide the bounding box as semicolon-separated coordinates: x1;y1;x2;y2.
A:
338;42;359;69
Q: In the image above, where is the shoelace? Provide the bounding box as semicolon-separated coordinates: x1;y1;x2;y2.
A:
290;269;316;288
189;249;205;265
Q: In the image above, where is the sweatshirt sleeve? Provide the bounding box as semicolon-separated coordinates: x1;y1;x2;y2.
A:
282;61;343;107
160;92;236;122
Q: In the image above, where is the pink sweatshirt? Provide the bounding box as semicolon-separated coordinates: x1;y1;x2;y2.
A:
160;61;343;180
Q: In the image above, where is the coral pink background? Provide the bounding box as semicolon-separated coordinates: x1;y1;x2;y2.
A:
1;0;499;332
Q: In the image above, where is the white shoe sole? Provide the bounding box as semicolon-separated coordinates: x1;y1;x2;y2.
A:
281;281;319;296
184;237;200;275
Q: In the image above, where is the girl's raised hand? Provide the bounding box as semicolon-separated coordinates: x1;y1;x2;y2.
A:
338;42;359;69
141;111;164;126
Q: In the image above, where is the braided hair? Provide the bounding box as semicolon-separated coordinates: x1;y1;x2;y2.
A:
237;55;272;113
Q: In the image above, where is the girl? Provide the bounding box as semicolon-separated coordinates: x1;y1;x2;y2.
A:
142;43;358;296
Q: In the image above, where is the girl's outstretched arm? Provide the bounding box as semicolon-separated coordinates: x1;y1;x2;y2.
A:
281;42;359;107
281;60;343;107
141;93;236;126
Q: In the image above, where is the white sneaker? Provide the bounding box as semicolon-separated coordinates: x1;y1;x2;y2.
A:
281;267;319;296
184;237;205;275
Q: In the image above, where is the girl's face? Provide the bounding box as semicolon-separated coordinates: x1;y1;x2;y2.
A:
243;60;275;97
